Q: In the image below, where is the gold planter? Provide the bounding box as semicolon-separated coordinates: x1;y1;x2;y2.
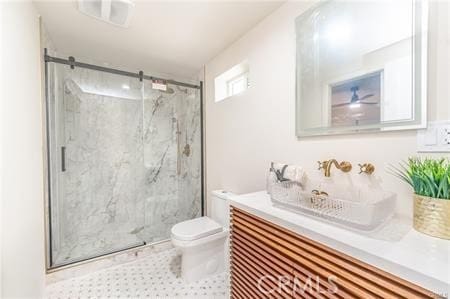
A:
413;194;450;239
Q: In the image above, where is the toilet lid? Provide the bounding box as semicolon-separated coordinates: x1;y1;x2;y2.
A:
171;217;223;241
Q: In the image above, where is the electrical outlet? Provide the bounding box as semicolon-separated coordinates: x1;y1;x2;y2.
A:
417;121;450;152
444;127;450;145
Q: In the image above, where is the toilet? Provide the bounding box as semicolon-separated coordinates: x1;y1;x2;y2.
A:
171;190;232;283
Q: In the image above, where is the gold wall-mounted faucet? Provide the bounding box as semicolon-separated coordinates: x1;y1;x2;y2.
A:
317;159;352;177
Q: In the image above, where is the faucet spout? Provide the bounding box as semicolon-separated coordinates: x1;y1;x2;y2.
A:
318;159;352;177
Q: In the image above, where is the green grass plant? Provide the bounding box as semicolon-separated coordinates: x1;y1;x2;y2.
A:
389;158;450;200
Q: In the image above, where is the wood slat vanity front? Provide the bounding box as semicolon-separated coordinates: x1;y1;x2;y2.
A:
230;206;443;299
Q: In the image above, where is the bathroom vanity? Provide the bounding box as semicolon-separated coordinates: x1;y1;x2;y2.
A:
229;192;449;299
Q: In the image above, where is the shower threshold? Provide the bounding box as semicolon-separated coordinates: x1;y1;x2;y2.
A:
47;239;171;273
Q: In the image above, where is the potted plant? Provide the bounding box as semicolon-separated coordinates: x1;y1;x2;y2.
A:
390;158;450;239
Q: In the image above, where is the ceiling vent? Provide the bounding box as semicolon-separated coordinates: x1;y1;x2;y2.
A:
78;0;134;28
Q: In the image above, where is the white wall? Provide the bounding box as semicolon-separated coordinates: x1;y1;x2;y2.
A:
1;1;46;298
204;1;450;217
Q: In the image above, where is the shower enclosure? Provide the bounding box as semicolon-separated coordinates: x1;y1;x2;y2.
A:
44;52;203;268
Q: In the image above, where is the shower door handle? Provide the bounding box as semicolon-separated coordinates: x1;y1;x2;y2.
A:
61;146;66;172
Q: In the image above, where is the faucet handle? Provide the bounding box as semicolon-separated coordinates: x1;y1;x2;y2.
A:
358;163;375;175
339;161;353;173
317;161;326;170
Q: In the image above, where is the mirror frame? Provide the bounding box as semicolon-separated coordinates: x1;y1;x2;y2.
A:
295;0;428;137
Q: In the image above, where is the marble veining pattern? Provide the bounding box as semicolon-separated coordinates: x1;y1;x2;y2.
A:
48;65;202;266
140;83;202;244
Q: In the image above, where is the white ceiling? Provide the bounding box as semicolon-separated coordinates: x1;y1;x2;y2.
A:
35;1;284;80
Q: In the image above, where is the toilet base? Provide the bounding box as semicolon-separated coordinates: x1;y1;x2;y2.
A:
181;239;225;283
173;231;229;283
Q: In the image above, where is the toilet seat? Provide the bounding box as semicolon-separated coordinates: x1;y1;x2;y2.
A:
171;216;223;241
171;228;228;249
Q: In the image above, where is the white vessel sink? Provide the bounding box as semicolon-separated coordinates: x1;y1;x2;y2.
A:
270;180;397;231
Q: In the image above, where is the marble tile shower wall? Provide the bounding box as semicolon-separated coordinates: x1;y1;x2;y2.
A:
48;65;201;266
140;83;202;244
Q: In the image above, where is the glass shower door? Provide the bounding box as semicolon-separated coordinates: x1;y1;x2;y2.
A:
140;80;202;244
48;64;146;267
46;60;203;269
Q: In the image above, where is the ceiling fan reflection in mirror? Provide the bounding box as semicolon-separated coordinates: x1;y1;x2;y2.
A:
332;86;378;108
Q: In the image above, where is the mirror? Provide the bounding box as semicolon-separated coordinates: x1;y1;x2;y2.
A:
296;0;428;137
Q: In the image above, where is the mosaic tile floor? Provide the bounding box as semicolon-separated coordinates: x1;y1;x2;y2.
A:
45;248;230;299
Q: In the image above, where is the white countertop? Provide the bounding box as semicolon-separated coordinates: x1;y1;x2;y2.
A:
230;191;450;296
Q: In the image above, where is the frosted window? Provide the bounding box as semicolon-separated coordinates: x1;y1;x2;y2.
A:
214;60;249;102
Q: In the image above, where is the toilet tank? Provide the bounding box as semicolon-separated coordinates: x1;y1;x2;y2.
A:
210;190;233;228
